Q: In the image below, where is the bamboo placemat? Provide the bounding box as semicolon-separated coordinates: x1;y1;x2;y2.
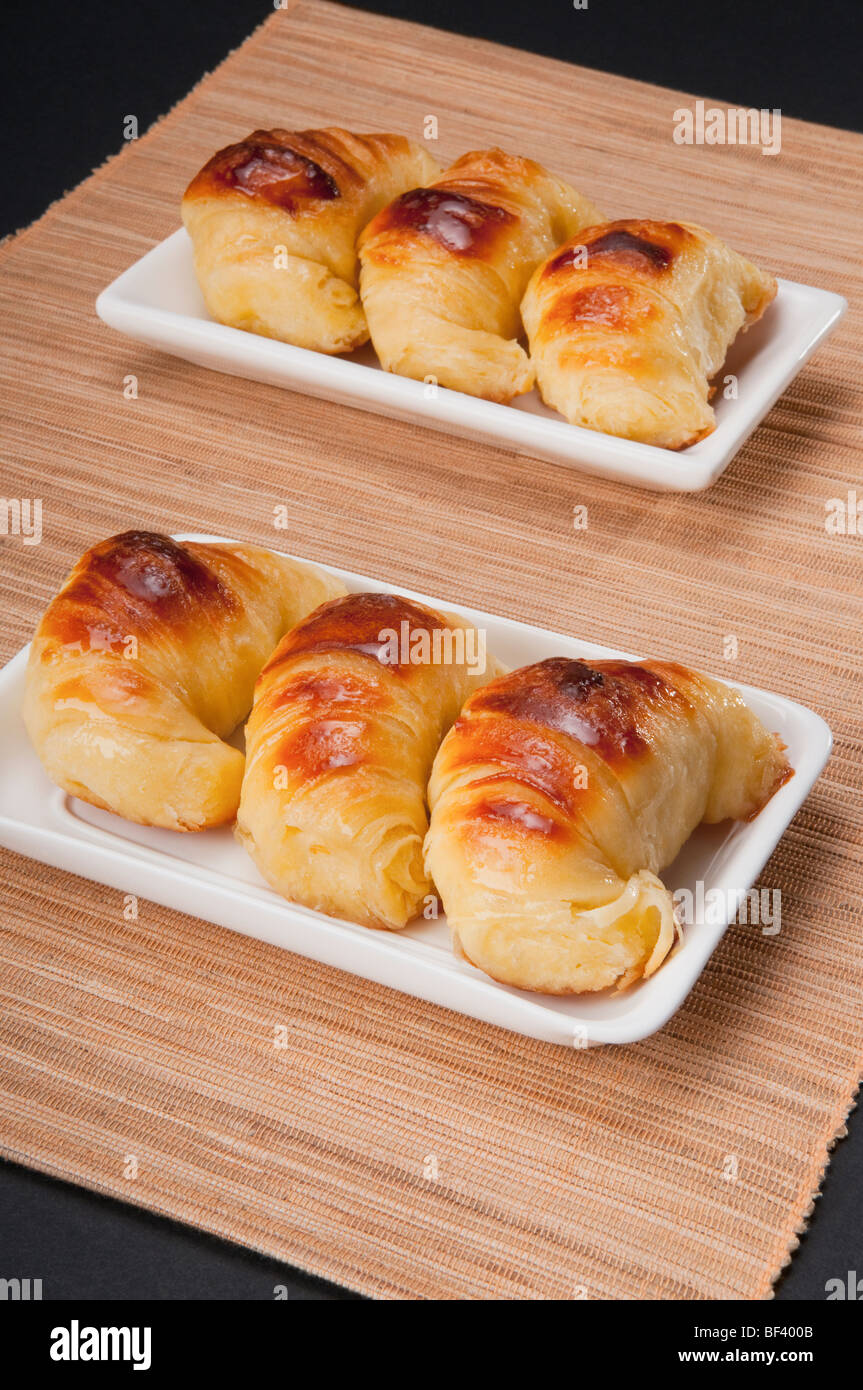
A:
1;0;861;1300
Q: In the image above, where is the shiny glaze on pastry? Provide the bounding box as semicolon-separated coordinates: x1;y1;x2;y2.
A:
358;147;603;402
521;218;777;448
23;532;346;830
182;128;440;353
236;591;501;930
425;656;790;993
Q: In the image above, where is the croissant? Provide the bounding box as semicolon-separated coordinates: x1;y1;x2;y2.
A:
521;219;777;448
23;532;346;830
236;591;500;929
182;127;440;353
358;148;603;402
425;656;790;994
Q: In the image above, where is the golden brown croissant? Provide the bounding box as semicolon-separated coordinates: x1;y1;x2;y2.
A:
236;591;501;929
23;532;346;830
521;219;777;448
182;127;440;353
425;656;790;994
358;148;603;402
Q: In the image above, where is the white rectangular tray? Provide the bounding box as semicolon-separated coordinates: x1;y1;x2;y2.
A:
96;230;846;493
0;537;832;1045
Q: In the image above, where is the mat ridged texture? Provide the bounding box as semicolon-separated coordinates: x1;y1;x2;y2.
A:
1;0;861;1300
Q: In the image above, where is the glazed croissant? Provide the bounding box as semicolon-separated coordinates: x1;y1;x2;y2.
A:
182;127;440;353
236;591;500;929
425;656;790;994
358;148;603;402
521;219;777;448
23;532;346;830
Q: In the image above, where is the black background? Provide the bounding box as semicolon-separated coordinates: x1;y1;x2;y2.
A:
1;0;861;1301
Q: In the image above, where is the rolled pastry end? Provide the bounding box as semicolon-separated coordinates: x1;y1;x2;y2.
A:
363;304;535;403
27;717;246;832
534;368;717;450
235;813;429;932
196;250;369;354
450;870;680;995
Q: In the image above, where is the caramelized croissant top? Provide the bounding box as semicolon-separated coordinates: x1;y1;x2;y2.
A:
425;655;790;994
24;531;348;831
30;530;341;728
185;130;341;211
366;178;518;260
442;656;791;828
455;656;685;781
359;147;600;277
536;219;776;334
544;221;690;278
37;530;243;655
183;127;435;219
251;590;495;785
264;590;453;672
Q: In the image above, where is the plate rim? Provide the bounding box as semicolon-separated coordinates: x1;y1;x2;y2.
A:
0;534;834;1046
95;228;849;494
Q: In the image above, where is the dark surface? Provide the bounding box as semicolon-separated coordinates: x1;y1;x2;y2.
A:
2;0;862;236
0;1158;361;1300
0;0;861;1302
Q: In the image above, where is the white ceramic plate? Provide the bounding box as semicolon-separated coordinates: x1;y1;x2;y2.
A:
96;230;845;493
0;536;832;1045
